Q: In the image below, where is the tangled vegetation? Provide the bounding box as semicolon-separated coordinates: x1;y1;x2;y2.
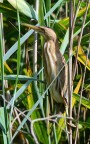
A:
0;0;90;144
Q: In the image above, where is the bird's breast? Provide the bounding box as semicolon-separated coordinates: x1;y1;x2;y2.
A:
44;41;57;83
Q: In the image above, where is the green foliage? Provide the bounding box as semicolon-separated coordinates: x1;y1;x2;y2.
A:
0;0;90;143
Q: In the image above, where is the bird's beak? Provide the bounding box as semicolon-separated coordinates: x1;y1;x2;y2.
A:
22;23;44;34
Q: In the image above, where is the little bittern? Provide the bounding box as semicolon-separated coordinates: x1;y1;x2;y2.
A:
23;23;68;110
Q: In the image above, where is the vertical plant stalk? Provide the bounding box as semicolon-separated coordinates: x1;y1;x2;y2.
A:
32;1;45;142
33;0;39;76
74;3;89;144
73;2;89;80
32;2;38;143
0;6;9;144
0;13;5;105
68;1;73;144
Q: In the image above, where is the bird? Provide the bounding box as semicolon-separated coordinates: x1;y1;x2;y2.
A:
22;23;68;113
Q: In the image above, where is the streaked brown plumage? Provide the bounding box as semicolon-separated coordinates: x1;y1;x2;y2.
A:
23;23;68;109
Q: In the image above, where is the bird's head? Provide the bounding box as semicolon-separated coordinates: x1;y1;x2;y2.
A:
22;23;57;42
